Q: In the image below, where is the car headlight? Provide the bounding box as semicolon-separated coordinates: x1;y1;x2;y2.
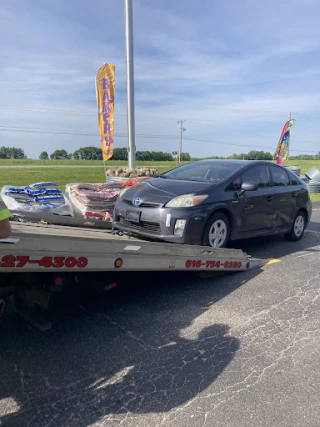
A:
165;194;208;208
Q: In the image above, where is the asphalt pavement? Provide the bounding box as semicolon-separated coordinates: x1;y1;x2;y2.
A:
1;204;320;427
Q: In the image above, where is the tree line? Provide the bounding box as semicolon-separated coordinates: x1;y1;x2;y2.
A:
0;146;26;159
1;145;320;161
193;150;274;161
288;153;320;160
39;147;192;161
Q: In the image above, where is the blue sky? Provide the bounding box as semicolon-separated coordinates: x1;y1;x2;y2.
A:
1;0;320;159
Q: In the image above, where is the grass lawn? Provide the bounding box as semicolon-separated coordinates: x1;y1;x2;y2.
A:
0;159;181;167
0;168;107;190
0;159;319;202
284;160;320;176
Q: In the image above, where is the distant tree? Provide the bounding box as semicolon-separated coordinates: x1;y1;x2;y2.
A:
136;151;152;161
112;147;128;161
0;146;7;159
73;150;80;160
0;146;26;159
50;149;71;160
290;152;320;160
245;150;273;160
228;151;272;161
150;151;173;161
111;148;179;162
39;151;49;160
73;146;102;160
180;152;191;161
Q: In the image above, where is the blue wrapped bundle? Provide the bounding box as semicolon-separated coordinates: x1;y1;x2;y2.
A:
26;181;58;189
4;192;34;202
45;189;62;195
1;182;73;216
25;188;47;196
35;194;65;203
4;186;26;194
25;182;61;196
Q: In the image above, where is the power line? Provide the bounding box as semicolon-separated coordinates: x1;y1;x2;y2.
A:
3;105;318;131
183;137;319;154
0;87;300;115
0;85;120;102
0;106;182;122
0;125;318;153
0;125;177;138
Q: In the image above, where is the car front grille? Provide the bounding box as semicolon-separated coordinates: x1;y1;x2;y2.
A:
123;199;160;208
119;218;161;234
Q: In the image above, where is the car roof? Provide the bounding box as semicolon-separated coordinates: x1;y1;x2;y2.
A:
193;159;271;166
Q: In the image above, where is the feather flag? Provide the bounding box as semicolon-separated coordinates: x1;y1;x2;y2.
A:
96;63;116;161
274;119;296;165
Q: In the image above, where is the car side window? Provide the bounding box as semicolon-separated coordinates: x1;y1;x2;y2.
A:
228;176;241;190
241;166;270;188
270;167;291;186
289;175;299;185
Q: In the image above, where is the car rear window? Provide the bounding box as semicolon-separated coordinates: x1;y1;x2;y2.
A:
270;167;291;186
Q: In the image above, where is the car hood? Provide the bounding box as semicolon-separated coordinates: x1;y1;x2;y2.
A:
121;178;214;205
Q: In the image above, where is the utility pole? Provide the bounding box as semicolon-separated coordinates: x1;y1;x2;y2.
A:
177;120;186;163
124;0;136;168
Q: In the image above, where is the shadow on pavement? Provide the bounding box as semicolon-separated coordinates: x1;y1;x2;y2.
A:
1;204;319;426
0;266;262;427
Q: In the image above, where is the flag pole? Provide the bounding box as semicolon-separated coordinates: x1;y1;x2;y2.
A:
288;112;292;160
124;0;136;168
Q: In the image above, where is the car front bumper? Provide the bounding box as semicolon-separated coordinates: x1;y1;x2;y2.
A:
113;199;209;245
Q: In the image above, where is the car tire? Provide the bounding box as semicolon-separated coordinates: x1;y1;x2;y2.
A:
285;210;306;241
202;212;231;248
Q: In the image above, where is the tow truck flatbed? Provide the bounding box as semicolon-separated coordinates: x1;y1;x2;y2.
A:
0;214;267;330
0;221;265;273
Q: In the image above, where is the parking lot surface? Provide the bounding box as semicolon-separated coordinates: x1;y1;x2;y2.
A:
1;204;320;427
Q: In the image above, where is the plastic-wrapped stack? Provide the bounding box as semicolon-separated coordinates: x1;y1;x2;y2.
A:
284;166;302;176
1;182;72;216
304;167;320;193
65;182;123;221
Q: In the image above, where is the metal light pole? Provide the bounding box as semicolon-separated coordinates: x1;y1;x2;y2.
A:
124;0;136;168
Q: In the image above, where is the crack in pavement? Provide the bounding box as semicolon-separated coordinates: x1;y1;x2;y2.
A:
1;239;320;427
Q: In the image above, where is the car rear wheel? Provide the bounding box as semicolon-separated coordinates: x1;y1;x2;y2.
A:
202;212;230;248
285;210;306;241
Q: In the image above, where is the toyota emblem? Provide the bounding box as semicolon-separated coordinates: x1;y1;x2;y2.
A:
132;198;141;206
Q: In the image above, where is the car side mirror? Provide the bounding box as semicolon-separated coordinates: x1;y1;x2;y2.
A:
242;181;258;192
238;181;258;195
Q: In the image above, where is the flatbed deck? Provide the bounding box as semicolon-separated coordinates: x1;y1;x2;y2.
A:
0;215;268;330
0;218;266;273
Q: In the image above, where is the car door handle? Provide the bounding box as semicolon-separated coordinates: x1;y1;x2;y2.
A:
267;195;272;202
292;192;297;198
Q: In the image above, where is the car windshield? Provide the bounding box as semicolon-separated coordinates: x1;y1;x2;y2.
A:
161;161;244;182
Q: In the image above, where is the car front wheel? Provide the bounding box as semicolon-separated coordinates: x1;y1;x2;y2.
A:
202;212;230;248
285;210;306;241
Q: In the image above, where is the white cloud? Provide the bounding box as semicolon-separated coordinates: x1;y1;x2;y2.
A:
0;0;319;158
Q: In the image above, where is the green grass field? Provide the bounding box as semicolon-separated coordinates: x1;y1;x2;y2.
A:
0;159;319;202
0;159;181;167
